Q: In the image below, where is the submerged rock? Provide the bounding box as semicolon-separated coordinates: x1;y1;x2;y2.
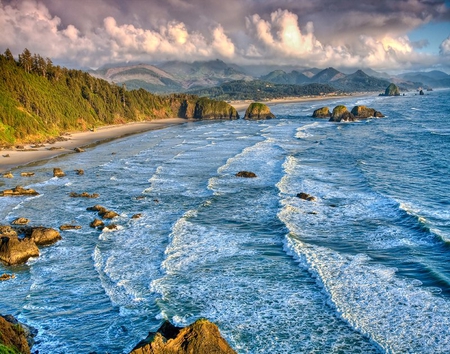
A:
0;273;15;281
297;192;317;201
312;107;331;118
69;192;99;198
244;102;275;120
235;171;257;178
130;318;236;354
90;219;105;228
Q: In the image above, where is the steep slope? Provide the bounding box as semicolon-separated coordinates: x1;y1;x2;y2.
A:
260;70;310;85
332;70;391;92
311;67;346;83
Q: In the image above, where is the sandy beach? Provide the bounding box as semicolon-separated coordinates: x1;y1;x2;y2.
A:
0;118;188;173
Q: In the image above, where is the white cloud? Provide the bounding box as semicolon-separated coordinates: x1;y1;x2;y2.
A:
440;36;450;55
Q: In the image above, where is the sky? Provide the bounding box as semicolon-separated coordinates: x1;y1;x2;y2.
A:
1;0;450;73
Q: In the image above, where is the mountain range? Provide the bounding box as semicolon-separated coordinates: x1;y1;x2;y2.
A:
90;60;450;96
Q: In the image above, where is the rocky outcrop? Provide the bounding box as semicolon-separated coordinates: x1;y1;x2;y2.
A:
244;103;275;120
69;192;99;198
419;89;424;95
383;83;400;96
20;172;35;177
312;107;331;118
0;186;39;197
87;205;119;219
53;168;66;177
59;224;82;231
3;172;13;178
235;171;257;178
130;319;236;354
0;273;15;281
350;106;385;118
0;315;34;354
74;147;85;153
11;217;30;225
297;192;317;201
191;98;239;120
90;219;105;228
75;169;84;175
329;105;355;122
26;227;61;246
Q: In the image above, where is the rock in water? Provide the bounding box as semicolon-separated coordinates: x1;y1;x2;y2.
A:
0;185;39;197
312;107;331;118
53;168;66;177
235;171;257;178
384;83;400;96
29;227;61;246
244;103;275;120
130;319;236;354
11;217;30;225
0;315;33;354
351;105;385;118
0;233;39;266
329;105;355;122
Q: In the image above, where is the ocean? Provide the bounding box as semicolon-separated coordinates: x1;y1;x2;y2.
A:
0;89;449;353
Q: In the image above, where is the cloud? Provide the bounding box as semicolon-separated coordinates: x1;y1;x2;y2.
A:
0;0;448;71
440;36;450;55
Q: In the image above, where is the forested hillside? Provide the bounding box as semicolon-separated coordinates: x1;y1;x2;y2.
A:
0;49;238;145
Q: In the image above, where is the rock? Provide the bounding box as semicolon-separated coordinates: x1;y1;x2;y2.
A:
0;185;39;197
0;234;40;265
11;217;30;225
29;227;61;246
87;205;108;213
131;213;142;219
350;105;385;118
69;192;99;198
59;224;82;231
235;171;257;178
3;172;14;178
99;210;119;219
329;105;355;122
53;168;66;177
0;273;15;281
419;89;424;95
244;102;275;120
90;219;104;228
104;224;118;230
74;147;85;153
297;192;317;201
384;83;400;96
75;169;84;175
2;154;10;157
130;318;236;354
0;315;33;354
312;107;331;118
20;172;35;177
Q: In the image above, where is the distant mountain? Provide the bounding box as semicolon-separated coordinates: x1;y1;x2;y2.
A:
311;67;346;83
260;70;310;85
332;70;391;92
397;70;450;88
90;64;184;93
188;80;338;101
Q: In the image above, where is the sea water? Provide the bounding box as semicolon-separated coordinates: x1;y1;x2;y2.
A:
0;89;449;353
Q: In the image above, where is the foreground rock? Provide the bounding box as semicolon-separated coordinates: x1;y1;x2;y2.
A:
0;315;34;354
0;185;39;197
235;171;257;178
244;103;275;120
312;107;331;118
130;319;236;354
28;227;61;246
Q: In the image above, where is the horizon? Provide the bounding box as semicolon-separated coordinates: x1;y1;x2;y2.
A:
1;0;450;73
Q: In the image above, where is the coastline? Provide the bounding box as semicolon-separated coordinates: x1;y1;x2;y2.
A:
0;93;374;174
0;118;188;173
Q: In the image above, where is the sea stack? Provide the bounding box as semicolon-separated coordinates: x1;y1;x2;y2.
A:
384;83;400;96
244;103;275;120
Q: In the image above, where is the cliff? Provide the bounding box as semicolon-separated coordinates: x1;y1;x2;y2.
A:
383;83;401;96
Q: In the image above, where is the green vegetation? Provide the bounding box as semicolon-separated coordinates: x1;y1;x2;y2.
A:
189;80;338;100
0;344;20;354
0;49;237;146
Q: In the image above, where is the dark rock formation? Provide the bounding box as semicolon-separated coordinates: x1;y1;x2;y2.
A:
297;192;317;201
0;273;15;281
312;107;331;118
87;205;108;213
11;217;30;225
74;147;85;153
99;210;119;219
75;169;84;175
383;83;400;96
131;213;142;219
329;105;355;122
350;105;385;118
90;219;105;228
59;224;82;231
53;168;66;177
235;171;257;178
419;89;424;95
130;319;236;354
0;315;34;354
69;192;99;198
0;186;39;197
244;103;276;120
191;98;239;120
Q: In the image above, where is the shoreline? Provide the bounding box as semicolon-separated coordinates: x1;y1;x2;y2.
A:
0;93;375;173
0;118;189;173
